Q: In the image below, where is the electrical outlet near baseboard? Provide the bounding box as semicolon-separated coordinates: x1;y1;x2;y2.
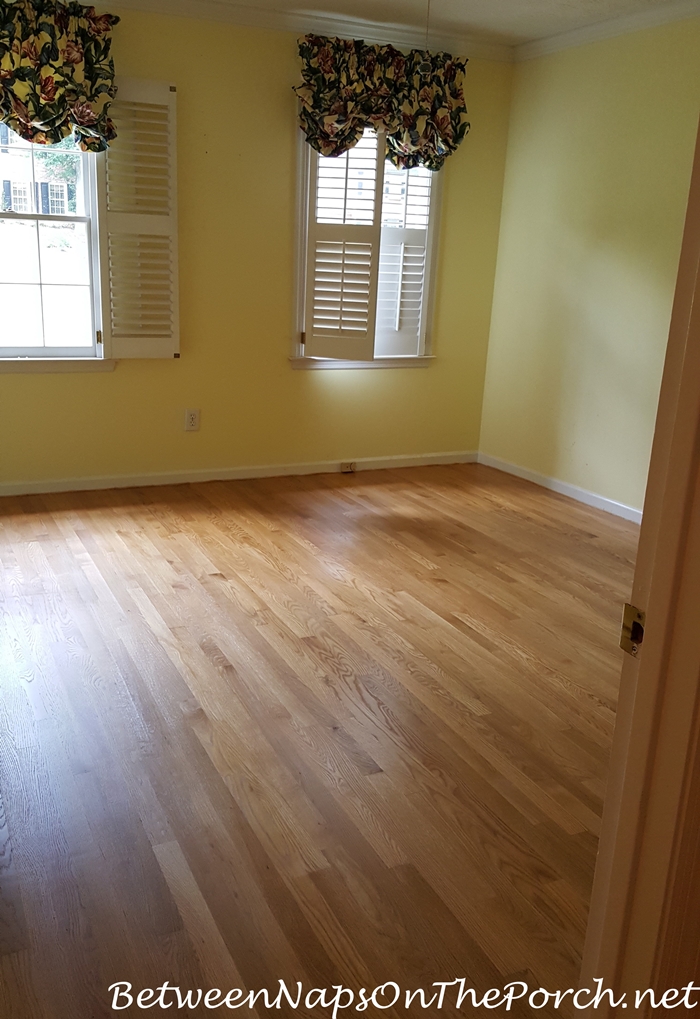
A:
184;408;200;432
340;462;356;473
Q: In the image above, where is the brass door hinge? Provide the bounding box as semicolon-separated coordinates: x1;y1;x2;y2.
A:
620;603;646;657
300;331;306;347
96;329;103;345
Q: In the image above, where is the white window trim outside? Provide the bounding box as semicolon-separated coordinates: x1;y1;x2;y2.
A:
291;128;442;369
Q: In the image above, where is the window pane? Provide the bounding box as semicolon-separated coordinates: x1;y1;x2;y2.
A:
33;137;85;216
42;284;93;347
0;130;35;212
316;129;378;226
39;221;91;285
0;283;44;346
0;125;96;352
381;163;432;229
0;218;40;283
0;126;85;217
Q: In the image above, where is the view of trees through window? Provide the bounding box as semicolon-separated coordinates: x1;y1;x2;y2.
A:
1;125;83;215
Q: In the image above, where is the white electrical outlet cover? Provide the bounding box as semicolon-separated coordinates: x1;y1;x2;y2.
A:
184;409;200;431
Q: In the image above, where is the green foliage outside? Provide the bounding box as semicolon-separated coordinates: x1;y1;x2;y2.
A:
34;136;80;212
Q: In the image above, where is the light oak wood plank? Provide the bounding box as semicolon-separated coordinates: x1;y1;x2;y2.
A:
0;464;637;1012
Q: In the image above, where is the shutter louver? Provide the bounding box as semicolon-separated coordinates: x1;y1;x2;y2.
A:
312;240;373;334
108;234;173;337
304;130;383;360
98;79;179;358
375;163;434;357
375;237;427;354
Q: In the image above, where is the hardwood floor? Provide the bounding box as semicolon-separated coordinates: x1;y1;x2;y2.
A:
0;465;638;1017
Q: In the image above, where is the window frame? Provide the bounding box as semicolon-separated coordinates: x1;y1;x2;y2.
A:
0;138;104;360
292;128;442;368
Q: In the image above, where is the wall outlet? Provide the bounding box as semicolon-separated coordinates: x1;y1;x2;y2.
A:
340;462;356;474
184;408;200;432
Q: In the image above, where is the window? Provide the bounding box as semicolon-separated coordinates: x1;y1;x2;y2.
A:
11;181;29;212
0;78;179;361
298;129;439;363
49;183;67;216
0;129;98;355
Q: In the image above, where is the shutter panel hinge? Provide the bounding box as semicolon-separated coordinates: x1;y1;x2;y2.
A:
96;329;103;345
620;603;646;657
300;331;306;347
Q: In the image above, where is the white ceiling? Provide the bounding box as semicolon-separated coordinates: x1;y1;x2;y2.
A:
242;0;698;45
116;0;700;58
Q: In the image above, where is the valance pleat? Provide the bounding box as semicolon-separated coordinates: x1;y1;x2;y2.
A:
0;0;119;151
294;34;470;171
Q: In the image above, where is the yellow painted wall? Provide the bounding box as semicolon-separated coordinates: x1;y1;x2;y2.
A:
0;10;513;489
480;20;700;511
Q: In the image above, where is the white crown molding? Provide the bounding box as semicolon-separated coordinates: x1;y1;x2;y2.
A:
111;0;513;60
111;0;700;69
515;0;700;61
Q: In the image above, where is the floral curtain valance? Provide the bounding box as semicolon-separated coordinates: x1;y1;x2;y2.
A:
294;35;470;171
0;0;119;151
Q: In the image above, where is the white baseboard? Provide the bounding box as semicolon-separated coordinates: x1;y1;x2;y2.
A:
477;453;643;524
0;451;478;498
0;450;643;524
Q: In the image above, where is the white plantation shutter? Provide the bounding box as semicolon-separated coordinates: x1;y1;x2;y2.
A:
98;79;179;358
304;130;384;360
375;163;434;357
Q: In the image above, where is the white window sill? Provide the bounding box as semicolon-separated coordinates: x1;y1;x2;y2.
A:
290;355;434;370
0;358;117;373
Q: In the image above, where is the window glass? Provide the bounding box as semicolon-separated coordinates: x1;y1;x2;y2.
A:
34;135;86;216
316;130;378;226
0;284;43;345
381;162;432;229
0;126;94;351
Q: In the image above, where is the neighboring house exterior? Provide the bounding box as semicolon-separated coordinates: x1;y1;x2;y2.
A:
0;122;75;214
